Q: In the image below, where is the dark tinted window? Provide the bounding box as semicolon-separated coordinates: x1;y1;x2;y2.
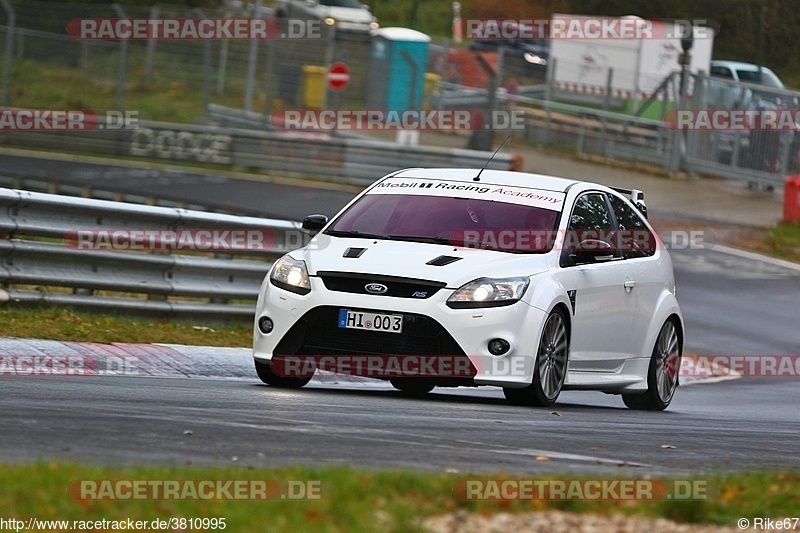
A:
565;193;618;256
736;69;783;88
328;193;560;253
609;194;656;258
569;193;614;231
710;66;733;79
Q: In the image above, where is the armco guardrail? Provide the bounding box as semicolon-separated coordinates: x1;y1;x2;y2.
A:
0;114;518;185
0;188;303;320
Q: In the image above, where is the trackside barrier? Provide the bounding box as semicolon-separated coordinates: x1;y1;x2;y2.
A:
0;188;303;320
0;115;516;186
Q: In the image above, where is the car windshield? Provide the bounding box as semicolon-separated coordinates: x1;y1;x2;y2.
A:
327;193;560;253
736;68;783;88
319;0;363;8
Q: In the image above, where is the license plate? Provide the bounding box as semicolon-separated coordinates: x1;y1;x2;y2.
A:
338;309;403;334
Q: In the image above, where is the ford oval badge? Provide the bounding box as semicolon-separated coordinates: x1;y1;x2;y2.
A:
365;283;388;295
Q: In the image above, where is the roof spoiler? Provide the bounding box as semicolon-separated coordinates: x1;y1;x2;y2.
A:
611;187;648;219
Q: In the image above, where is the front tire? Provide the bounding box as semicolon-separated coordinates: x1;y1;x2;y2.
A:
504;308;569;407
255;359;312;389
623;319;681;411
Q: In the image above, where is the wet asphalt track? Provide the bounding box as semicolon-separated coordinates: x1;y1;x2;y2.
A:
1;154;799;473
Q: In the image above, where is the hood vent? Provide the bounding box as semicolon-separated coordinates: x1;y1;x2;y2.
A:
426;255;462;267
343;247;367;258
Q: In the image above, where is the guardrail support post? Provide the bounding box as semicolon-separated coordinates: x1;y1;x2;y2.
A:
216;8;232;95
195;9;212;115
111;3;128;110
144;5;158;86
0;0;15;106
243;0;262;112
261;32;275;128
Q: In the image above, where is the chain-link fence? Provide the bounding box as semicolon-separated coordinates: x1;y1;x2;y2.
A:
1;0;799;187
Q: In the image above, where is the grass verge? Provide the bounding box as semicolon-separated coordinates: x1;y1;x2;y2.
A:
0;464;797;531
766;221;800;262
9;59;242;124
0;307;252;347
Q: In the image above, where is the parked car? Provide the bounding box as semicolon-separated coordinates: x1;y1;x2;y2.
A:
707;60;797;175
274;0;378;33
468;21;549;81
710;60;784;88
253;168;684;410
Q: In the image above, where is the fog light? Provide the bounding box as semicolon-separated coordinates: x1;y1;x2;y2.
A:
488;338;510;355
258;316;274;334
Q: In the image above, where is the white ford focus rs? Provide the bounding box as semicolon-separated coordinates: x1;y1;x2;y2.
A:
253;168;684;410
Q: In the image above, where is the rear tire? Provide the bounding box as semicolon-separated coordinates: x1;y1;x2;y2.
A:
622;318;681;411
390;378;435;396
255;359;312;389
503;308;569;407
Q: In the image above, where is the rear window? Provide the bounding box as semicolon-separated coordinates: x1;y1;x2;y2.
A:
736;69;782;88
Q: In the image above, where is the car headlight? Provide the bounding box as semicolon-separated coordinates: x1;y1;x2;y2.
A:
325;17;335;26
446;277;529;308
270;255;311;295
370;21;380;29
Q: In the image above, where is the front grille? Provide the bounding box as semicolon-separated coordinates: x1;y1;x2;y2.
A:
274;306;465;356
316;271;446;299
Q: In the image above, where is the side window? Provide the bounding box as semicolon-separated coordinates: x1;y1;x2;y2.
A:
566;193;618;256
711;66;734;79
569;193;614;232
609;194;656;258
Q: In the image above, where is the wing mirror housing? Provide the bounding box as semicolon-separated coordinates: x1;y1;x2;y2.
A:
302;214;329;235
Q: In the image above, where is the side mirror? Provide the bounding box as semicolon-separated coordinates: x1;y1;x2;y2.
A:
302;214;328;234
361;3;370;10
569;239;616;266
305;0;317;6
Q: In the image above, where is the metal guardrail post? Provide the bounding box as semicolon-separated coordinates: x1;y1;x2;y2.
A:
144;5;159;86
195;9;212;115
243;0;262;112
261;35;274;129
0;0;15;106
111;3;128;110
544;57;556;145
322;23;336;111
216;7;232;95
600;67;613;152
668;66;690;173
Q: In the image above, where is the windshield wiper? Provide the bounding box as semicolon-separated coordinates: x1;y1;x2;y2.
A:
387;235;453;245
325;230;390;240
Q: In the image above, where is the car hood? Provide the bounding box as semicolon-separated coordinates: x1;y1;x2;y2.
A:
296;235;550;287
318;6;374;23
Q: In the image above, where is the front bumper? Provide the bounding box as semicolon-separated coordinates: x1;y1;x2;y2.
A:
253;276;547;387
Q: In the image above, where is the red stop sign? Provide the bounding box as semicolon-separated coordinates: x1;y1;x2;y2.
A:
327;62;351;91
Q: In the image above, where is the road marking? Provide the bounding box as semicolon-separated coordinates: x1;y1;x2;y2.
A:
711;244;800;273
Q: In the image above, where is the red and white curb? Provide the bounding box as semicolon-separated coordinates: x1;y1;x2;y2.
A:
0;337;741;388
0;337;386;386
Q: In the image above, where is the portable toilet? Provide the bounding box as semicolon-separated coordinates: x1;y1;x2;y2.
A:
369;28;431;111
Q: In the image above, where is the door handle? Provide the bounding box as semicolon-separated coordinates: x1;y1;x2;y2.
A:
624;280;636;292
